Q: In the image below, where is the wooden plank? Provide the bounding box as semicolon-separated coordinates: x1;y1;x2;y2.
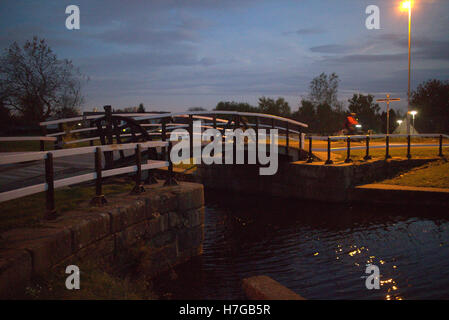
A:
0;183;46;202
54;173;97;189
102;165;137;178
0;136;56;142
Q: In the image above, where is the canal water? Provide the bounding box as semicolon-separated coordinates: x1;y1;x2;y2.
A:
153;191;449;300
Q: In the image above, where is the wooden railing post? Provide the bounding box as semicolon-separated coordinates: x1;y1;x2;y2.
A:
255;117;259;165
131;144;145;194
145;146;158;185
164;141;178;186
285;121;290;155
44;152;57;219
439;135;444;157
189;115;193;164
104;105;114;169
91;147;107;206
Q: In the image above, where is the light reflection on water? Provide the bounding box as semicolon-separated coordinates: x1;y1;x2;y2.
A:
153;191;449;300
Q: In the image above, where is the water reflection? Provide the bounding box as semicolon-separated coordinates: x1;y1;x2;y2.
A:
153;191;449;300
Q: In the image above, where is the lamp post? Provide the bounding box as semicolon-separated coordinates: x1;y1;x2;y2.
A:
401;1;413;135
410;110;417;134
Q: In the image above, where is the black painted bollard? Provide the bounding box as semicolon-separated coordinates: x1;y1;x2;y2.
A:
285;121;290;155
164;141;178;186
306;136;313;163
325;137;333;165
345;136;353;163
439;135;444;157
44;152;57;220
407;135;412;159
385;135;391;159
131;144;145;194
364;136;372;161
91;147;107;206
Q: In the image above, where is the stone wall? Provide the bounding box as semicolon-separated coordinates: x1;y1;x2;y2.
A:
196;158;437;202
0;181;204;299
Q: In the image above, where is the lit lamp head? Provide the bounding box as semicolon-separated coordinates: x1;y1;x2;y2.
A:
410;110;418;117
397;120;403;125
400;0;412;12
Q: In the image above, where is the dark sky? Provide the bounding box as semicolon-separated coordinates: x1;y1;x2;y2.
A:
1;0;448;113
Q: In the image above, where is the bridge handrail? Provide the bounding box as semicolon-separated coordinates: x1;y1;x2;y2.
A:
134;110;308;128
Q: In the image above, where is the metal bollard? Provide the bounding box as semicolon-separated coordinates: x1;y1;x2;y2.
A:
439;135;444;157
345;136;353;163
325;137;333;165
407;135;412;159
306;136;313;163
364;136;372;161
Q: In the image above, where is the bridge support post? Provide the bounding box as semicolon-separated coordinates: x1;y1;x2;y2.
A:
131;144;145;194
189;115;193;165
385;135;392;160
407;135;412;159
345;136;353;163
325;137;333;165
255;117;259;165
164;141;178;186
44;153;58;220
285;121;289;155
104;105;114;169
364;136;372;161
439;135;444;157
306;136;313;163
91;147;107;206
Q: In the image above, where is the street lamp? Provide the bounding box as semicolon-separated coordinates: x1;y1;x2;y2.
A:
410;110;417;134
400;1;413;135
397;120;403;125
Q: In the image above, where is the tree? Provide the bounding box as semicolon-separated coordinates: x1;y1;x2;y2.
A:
0;37;86;124
411;79;449;133
188;107;207;112
257;97;291;117
347;94;382;132
215;101;258;113
308;72;340;108
293;99;316;130
137;103;145;113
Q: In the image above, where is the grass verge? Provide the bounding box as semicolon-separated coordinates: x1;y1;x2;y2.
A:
379;160;449;189
0;179;134;233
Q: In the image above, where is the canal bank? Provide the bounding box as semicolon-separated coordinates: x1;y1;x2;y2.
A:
0;181;204;299
195;157;448;205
